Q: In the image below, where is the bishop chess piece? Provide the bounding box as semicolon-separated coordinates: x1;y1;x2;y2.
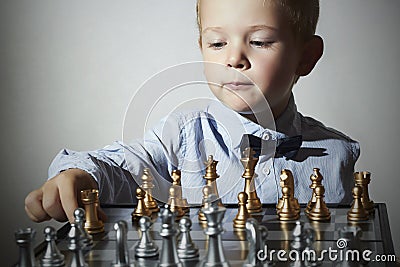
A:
241;147;262;213
203;155;223;207
159;204;183;267
233;192;252;229
278;185;300;221
167;185;185;220
198;185;212;225
141;168;160;213
307;185;331;221
354;171;374;214
68;223;88;267
81;189;104;234
347;185;369;221
171;170;190;214
177;217;199;259
305;168;323;215
201;194;230;267
132;187;152;220
15;228;36;267
73;208;93;250
111;220;134;267
40;226;65;267
276;169;300;214
135;216;159;258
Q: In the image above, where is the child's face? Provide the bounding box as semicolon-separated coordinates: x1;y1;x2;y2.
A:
199;0;302;116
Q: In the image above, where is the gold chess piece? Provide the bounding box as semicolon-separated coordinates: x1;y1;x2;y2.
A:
198;185;211;225
203;155;224;207
131;187;152;220
241;148;262;213
141;168;160;213
81;189;105;234
305;168;323;215
167;185;185;220
278;186;300;221
276;169;300;214
347;185;369;221
233;192;252;229
354;171;374;214
307;185;331;221
171;169;190;214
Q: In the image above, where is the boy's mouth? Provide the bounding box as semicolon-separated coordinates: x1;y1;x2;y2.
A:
222;81;254;91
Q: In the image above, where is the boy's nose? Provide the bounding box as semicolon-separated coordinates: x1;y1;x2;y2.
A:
225;49;250;70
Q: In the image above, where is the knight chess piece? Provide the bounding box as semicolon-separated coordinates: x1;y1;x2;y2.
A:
135;216;159;258
305;168;323;215
177;217;199;259
141;168;160;213
73;208;93;250
347;185;369;221
15;228;36;267
132;187;152;220
81;189;105;234
241;147;262;213
167;185;185;220
112;220;134;267
171;170;190;214
203;155;224;207
307;185;331;221
278;185;300;221
276;169;300;214
233;192;252;229
354;171;374;214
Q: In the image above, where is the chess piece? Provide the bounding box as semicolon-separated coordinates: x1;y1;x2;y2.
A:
167;185;185;219
278;185;300;221
135;216;159;258
307;185;331;221
241;148;262;213
159;204;183;267
354;171;374;214
203;155;224;207
15;228;35;267
177;217;199;259
243;218;264;267
141;168;160;213
305;168;323;215
338;226;364;266
201;194;230;267
73;208;93;250
277;169;300;214
198;185;212;225
171;170;190;214
112;220;133;267
81;189;105;234
233;192;252;229
132;187;152;220
347;185;369;221
40;226;65;267
68;223;88;267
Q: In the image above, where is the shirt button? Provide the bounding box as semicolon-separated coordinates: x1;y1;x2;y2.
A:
262;133;270;140
264;168;271;175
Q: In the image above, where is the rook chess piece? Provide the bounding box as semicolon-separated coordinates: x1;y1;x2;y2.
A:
241;148;262;213
15;228;35;267
167;185;185;220
135;216;159;258
141;168;160;213
307;185;331;221
132;187;152;220
81;189;104;234
40;226;65;267
278;185;300;221
203;155;224;207
347;185;369;221
177;217;199;259
73;208;93;250
233;192;252;229
171;170;190;214
305;168;323;215
112;220;133;267
68;223;88;267
354;171;374;214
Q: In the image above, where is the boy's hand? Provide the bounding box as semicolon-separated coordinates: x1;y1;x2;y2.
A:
24;168;106;223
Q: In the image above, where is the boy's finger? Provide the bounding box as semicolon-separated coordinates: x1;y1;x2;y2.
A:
42;185;68;222
58;183;79;223
24;189;51;222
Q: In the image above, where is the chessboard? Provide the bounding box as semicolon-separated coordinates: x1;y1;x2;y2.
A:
27;203;396;267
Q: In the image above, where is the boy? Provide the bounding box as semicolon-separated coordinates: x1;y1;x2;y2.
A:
25;0;359;223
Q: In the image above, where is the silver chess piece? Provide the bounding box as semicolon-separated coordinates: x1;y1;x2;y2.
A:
68;223;88;267
112;220;134;267
73;208;93;250
177;217;199;259
40;226;65;267
243;218;264;267
135;216;159;258
15;228;36;267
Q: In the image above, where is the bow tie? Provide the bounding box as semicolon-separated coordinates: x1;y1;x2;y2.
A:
240;134;302;160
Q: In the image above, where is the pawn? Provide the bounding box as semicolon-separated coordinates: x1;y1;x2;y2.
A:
307;185;331;221
141;168;160;213
198;185;211;224
74;208;93;250
177;217;199;259
347;185;369;221
68;223;88;267
233;192;252;229
135;216;159;258
171;170;190;214
132;187;152;220
167;185;185;220
40;226;65;267
278;186;300;221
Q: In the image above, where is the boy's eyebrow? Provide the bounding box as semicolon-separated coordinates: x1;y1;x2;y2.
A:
202;25;278;34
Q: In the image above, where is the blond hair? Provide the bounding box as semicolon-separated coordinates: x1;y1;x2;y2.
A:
196;0;319;43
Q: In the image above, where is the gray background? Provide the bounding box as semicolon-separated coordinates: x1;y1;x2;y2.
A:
0;0;399;265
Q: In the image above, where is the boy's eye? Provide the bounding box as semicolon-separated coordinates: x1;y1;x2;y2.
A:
208;41;227;49
250;40;273;48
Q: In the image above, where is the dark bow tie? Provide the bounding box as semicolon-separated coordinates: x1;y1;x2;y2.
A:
240;134;302;159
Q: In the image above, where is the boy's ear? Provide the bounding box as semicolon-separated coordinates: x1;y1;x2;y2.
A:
296;35;324;77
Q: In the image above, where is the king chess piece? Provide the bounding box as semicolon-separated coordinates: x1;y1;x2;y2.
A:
241;147;262;213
